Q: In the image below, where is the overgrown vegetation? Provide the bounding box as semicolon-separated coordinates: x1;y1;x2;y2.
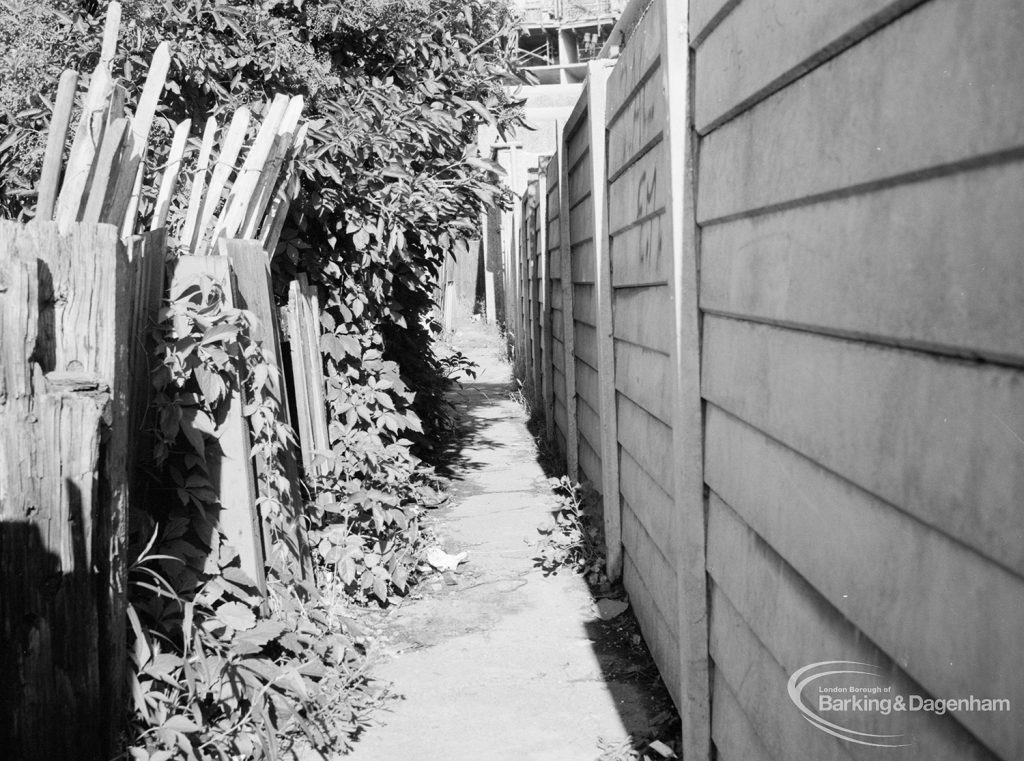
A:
1;0;524;756
535;477;607;584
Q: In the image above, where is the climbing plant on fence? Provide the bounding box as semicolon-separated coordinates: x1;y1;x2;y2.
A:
1;0;522;756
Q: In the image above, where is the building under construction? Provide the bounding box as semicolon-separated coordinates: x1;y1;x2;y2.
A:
514;0;624;84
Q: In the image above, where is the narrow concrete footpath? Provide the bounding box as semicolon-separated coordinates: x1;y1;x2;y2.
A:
343;318;663;761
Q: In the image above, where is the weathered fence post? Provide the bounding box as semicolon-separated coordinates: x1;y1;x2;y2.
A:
0;221;132;760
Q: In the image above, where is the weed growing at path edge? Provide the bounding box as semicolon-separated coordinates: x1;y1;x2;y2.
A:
534;477;608;584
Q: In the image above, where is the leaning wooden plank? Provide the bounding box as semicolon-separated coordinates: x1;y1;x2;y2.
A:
101;41;171;227
54;66;112;228
192;106;250;253
171;255;267;594
126;231;168;523
106;84;127;125
79;117;129;223
180;115;217;247
297;274;330;454
224;239;311;578
99;1;122;72
258;122;308;255
120;146;147;240
35;69;79;222
239;96;303;239
212;94;290;243
150;119;192;231
287;278;315;472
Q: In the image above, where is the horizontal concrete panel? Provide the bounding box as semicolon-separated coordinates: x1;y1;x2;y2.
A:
705;410;1023;760
710;582;854;761
614;339;672;423
608;68;665;178
551;311;564;342
617;394;673;498
550;283;563;311
573;320;598;368
711;670;773;761
607;0;665;123
695;0;925;132
567;150;592;208
701;316;1024;577
572;283;597;326
623;550;681;708
552;363;566;402
578;430;603;491
568;198;595;248
700;159;1024;365
690;0;736;46
611;212;668;288
608;140;666;235
621;501;677;635
619;447;674;561
698;0;1024;222
546;216;560;251
612;285;673;355
566;111;590;168
574;357;601;414
570;238;596;284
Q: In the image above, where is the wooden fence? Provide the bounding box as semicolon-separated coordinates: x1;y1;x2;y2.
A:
0;8;321;756
512;0;1024;758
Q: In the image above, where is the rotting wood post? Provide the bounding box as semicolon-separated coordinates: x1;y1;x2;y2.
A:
557;122;580;481
171;255;267;595
0;221;132;760
224;239;311;579
663;0;711;756
588;59;622;581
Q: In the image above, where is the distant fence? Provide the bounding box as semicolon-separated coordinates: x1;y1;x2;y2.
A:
511;1;1024;759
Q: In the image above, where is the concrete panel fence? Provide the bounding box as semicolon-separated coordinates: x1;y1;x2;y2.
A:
509;0;1024;758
